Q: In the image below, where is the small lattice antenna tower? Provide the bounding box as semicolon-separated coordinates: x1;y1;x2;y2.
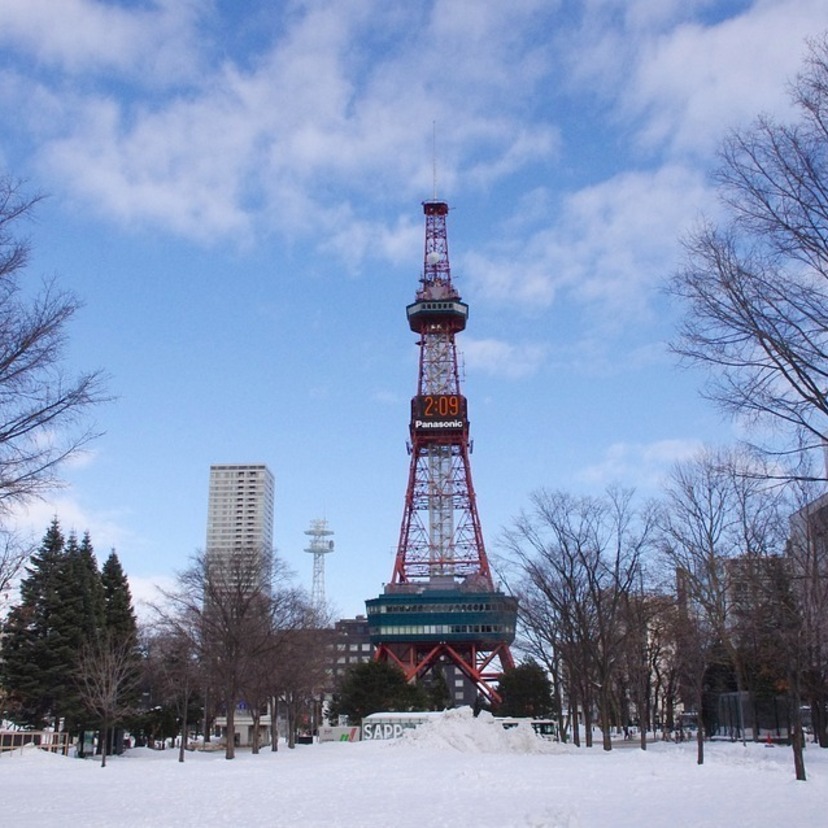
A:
304;518;334;609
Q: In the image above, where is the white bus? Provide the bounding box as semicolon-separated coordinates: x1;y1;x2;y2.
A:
496;717;558;740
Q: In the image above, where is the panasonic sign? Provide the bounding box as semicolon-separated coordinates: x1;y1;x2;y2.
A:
413;419;464;430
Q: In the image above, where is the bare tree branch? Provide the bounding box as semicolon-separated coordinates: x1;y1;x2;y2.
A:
74;633;142;768
669;36;828;475
0;176;107;511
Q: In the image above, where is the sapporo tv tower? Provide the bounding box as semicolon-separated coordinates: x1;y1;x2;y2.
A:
366;199;518;705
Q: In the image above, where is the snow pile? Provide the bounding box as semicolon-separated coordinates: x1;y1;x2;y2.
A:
390;706;568;754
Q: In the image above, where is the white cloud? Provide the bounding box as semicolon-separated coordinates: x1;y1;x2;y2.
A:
8;493;136;558
1;0;560;244
455;1;828;333
569;0;828;159
321;209;422;274
462;337;548;379
626;11;815;157
0;0;204;83
468;164;712;323
578;438;704;490
562;166;710;311
40;90;257;241
3;0;825;293
129;573;176;625
540;334;672;379
604;0;720;31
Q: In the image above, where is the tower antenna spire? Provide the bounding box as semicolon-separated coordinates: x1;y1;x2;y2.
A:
432;121;438;201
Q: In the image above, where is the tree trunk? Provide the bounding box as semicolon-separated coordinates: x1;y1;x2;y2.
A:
791;718;807;782
100;720;108;768
225;703;236;760
811;692;828;748
178;695;189;763
251;710;261;755
270;696;279;752
583;696;594;748
202;686;211;744
791;676;807;781
287;699;296;749
734;670;747;746
664;685;675;741
552;665;566;743
696;687;704;765
569;691;580;747
640;677;650;750
600;692;612;751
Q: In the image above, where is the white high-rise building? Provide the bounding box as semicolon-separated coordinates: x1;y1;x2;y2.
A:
206;464;275;591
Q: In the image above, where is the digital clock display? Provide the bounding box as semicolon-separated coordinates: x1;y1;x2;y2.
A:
411;394;468;433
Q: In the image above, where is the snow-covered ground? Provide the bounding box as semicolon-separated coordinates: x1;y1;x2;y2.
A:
2;708;826;827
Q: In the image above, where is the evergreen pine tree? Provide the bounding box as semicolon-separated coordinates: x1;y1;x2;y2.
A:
0;521;115;735
101;549;142;737
1;521;143;744
496;660;555;719
50;531;106;734
100;550;137;646
75;532;106;640
0;518;67;727
104;549;142;739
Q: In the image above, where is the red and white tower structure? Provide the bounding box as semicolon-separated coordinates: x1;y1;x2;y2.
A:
366;200;517;705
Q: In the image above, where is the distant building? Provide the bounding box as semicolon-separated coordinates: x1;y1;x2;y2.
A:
207;464;275;747
789;490;828;578
330;616;374;686
205;463;275;592
206;463;274;552
788;491;828;745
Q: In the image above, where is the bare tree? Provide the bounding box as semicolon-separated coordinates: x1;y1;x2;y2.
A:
503;494;595;746
512;587;568;741
144;626;203;762
238;586;309;755
657;446;790;765
669;36;828;474
643;595;682;741
74;633;142;768
273;625;331;749
0;528;33;600
658;448;737;768
503;487;653;750
617;584;674;750
0;177;106;510
157;548;298;760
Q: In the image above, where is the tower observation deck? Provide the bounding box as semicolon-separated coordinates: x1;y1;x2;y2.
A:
366;200;517;705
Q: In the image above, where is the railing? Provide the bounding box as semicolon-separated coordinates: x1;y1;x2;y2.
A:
0;730;71;757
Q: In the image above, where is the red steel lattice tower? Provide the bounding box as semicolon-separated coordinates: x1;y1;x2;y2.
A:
366;200;517;705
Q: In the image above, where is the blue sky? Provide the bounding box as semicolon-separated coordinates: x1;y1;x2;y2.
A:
2;0;826;620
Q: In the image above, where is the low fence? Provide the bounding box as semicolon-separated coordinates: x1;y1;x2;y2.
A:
715;692;792;742
0;730;71;757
